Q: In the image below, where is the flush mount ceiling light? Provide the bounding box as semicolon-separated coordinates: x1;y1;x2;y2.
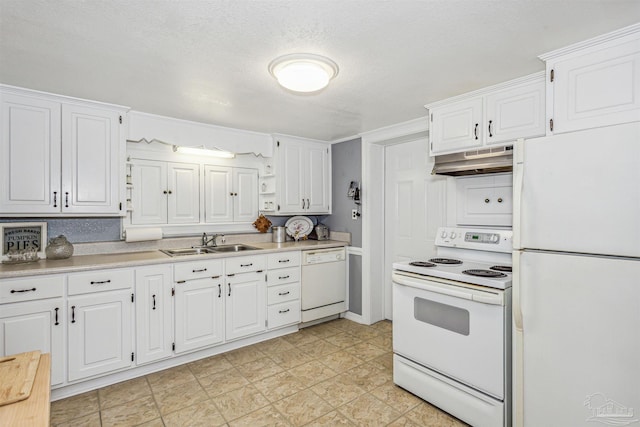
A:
268;53;339;93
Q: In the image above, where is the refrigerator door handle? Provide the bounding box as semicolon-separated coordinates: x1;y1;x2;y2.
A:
512;138;525;249
513;250;524;427
513;251;523;332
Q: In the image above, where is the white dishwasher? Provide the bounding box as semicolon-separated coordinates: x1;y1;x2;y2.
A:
301;247;347;323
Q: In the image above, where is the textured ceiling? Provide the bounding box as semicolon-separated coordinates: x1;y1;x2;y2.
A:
1;1;639;141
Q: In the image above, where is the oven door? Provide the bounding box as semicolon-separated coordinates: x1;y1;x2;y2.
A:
392;272;507;399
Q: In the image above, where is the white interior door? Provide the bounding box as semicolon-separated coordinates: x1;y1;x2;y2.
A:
383;138;448;319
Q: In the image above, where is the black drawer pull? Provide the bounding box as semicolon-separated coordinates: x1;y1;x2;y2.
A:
10;288;36;293
192;268;207;273
278;291;290;296
90;280;111;285
152;294;156;310
240;263;253;267
228;283;231;296
71;306;76;323
54;307;59;325
278;275;290;280
278;309;290;314
278;259;290;263
218;284;221;298
65;192;69;208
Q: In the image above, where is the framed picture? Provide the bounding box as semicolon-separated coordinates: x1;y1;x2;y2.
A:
1;222;47;261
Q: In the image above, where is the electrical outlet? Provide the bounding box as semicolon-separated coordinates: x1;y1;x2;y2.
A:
352;209;358;220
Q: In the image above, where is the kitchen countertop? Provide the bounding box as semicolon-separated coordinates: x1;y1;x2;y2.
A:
0;240;347;279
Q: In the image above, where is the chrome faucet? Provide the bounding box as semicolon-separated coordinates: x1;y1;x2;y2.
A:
202;232;225;247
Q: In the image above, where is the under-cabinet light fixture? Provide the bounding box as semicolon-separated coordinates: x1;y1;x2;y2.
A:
173;145;235;158
268;53;339;93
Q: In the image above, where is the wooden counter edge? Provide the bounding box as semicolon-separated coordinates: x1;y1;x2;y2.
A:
0;353;51;426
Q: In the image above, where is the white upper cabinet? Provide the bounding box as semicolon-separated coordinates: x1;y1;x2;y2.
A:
274;136;331;215
0;86;127;216
204;166;258;223
427;73;545;156
540;23;640;134
61;104;123;214
484;80;545;145
130;160;199;225
0;93;61;214
430;97;484;154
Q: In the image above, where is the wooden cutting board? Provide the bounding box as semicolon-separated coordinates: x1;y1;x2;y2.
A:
0;351;41;406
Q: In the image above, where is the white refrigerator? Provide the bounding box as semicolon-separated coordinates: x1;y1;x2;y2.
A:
512;122;640;427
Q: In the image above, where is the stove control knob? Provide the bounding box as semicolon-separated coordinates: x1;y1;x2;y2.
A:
490;234;499;243
450;232;457;239
441;230;447;238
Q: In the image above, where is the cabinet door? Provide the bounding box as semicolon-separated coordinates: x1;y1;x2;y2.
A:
485;79;545;145
61;104;123;214
0;299;64;385
167;163;200;224
305;143;330;213
551;39;640;134
456;174;512;227
204;165;233;223
225;272;266;341
277;141;305;214
68;290;133;381
234;167;258;222
135;265;173;365
174;277;224;353
131;160;167;225
0;93;61;214
430;97;483;154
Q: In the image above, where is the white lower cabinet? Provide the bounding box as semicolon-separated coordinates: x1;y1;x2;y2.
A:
0;298;64;385
0;274;65;386
135;265;173;364
67;269;134;382
174;260;224;353
225;271;266;340
266;251;301;330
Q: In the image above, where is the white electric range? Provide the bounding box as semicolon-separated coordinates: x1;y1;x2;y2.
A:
392;226;513;427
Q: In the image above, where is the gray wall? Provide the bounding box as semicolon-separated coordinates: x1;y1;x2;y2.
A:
322;137;363;316
322;138;362;247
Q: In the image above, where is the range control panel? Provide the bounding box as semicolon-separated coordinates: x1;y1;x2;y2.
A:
435;227;512;253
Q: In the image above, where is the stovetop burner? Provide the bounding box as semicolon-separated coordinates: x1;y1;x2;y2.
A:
490;265;512;273
409;261;436;268
429;257;463;265
463;269;507;278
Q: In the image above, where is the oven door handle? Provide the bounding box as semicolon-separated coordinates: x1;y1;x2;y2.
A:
393;273;503;305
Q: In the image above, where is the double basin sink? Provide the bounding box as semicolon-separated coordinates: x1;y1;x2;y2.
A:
161;244;261;257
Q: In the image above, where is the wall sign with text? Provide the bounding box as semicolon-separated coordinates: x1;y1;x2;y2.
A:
1;222;47;260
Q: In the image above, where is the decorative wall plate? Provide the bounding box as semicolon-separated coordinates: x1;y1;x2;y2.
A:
284;216;313;240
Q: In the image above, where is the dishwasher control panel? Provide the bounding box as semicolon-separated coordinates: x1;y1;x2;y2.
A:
302;247;346;264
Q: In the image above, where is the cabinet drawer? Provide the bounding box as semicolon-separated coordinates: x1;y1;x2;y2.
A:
174;260;223;282
225;255;266;275
267;251;301;269
267;267;300;286
68;269;133;295
0;275;64;303
267;282;300;304
267;300;300;329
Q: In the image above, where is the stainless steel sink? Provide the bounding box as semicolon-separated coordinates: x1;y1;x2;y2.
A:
210;244;261;253
160;244;261;256
160;247;217;256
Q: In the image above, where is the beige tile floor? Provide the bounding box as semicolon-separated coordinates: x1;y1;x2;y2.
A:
50;319;468;426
